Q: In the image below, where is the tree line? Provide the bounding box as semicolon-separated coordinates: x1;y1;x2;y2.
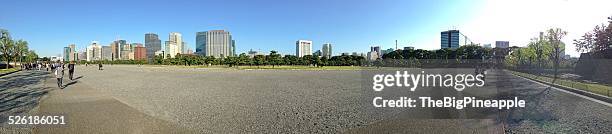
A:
81;50;366;67
0;29;39;69
505;28;570;77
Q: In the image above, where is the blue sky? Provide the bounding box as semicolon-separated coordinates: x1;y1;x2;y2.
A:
1;0;488;57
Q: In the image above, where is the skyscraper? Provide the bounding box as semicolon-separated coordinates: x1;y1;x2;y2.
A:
68;44;76;61
111;40;127;60
145;33;161;61
196;30;234;57
165;41;178;58
165;32;183;58
110;42;118;60
171;32;183;54
86;42;102;61
322;43;332;58
101;46;112;60
296;40;312;57
121;42;132;60
63;47;70;62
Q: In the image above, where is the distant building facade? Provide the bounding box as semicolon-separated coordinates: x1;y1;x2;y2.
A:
145;33;161;60
296;40;312;57
322;43;332;58
196;30;234;58
441;30;470;49
63;47;70;62
495;41;509;48
247;49;264;58
68;44;76;61
101;46;112;60
86;42;102;61
134;46;147;60
370;46;381;59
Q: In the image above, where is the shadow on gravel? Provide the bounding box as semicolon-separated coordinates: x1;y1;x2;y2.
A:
0;71;53;124
64;81;78;88
72;76;83;81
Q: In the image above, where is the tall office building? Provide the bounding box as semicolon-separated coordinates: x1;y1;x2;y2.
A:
121;42;132;60
170;32;183;55
63;47;70;62
231;40;236;56
164;32;183;58
101;46;112;60
441;30;469;49
196;30;234;57
370;46;381;58
110;42;118;60
110;40;126;60
68;44;76;61
86;42;102;61
495;41;509;48
145;33;161;60
322;43;332;58
182;42;189;54
296;40;312;57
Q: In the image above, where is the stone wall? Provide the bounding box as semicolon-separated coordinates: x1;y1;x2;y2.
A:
575;49;612;84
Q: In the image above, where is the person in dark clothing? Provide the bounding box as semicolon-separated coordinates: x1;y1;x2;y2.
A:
68;61;75;80
98;63;103;70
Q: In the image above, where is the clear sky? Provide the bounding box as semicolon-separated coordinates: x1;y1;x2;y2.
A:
1;0;611;57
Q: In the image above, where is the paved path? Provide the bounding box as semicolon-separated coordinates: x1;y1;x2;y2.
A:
1;66;610;133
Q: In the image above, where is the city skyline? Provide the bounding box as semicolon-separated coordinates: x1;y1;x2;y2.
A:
1;0;612;57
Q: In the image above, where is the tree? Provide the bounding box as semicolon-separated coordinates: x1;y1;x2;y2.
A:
267;51;282;68
302;55;313;66
283;55;297;65
320;56;328;67
574;32;595;53
14;40;28;69
546;28;567;80
0;30;14;69
235;53;247;66
224;56;238;67
253;55;266;67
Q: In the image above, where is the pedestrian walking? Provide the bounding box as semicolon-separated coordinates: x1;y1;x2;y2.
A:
54;61;64;89
68;61;75;80
98;63;103;70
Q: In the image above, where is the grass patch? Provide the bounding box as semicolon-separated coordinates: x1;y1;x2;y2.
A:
509;70;611;97
237;65;371;70
0;68;19;74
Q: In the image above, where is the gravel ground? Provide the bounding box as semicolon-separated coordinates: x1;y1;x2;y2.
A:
66;65;610;133
0;70;52;133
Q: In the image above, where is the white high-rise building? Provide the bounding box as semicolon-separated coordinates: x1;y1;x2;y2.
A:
296;40;312;57
86;41;102;61
169;32;183;57
165;41;180;58
164;32;183;58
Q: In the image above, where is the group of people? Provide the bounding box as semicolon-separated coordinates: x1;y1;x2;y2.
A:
22;62;50;71
51;60;76;89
